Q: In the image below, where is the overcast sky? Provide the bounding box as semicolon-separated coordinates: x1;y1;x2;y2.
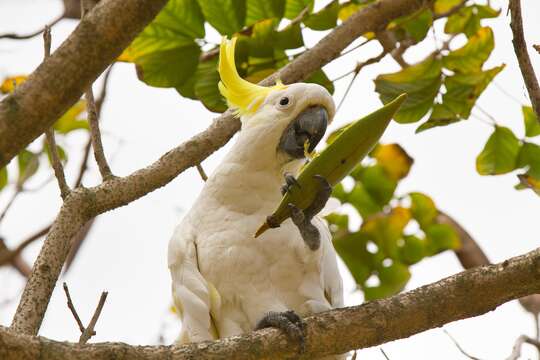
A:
1;0;540;359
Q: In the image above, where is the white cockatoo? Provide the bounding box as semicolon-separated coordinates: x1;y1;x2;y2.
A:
168;37;344;356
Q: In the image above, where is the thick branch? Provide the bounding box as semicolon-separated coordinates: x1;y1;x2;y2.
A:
10;0;434;336
3;247;540;359
0;0;169;168
509;0;540;122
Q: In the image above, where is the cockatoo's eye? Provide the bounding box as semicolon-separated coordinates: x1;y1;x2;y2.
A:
277;96;292;109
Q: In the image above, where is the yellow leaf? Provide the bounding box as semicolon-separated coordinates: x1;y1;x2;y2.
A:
1;75;27;94
372;143;414;180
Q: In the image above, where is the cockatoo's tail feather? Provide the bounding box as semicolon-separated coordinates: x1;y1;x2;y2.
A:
218;37;287;115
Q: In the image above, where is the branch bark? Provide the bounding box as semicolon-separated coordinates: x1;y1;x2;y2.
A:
0;0;169;168
509;0;540;122
10;0;433;336
2;247;540;359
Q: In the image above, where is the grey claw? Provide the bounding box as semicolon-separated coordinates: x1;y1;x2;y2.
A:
304;174;331;219
255;310;306;353
281;172;301;195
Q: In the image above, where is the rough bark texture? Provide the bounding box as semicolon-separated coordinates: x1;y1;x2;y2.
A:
2;247;540;359
509;0;540;122
10;0;433;336
10;190;93;334
0;0;168;168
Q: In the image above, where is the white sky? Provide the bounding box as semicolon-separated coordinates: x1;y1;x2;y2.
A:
1;0;540;359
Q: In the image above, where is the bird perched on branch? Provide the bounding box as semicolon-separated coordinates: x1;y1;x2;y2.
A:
168;37;344;357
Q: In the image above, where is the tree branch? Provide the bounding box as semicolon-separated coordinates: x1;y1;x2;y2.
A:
509;0;540;122
0;0;169;168
3;247;540;359
9;0;434;336
437;211;490;269
506;335;540;360
42;26;71;199
0;14;64;40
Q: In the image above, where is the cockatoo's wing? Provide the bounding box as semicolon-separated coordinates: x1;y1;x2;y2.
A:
168;221;221;344
316;217;344;308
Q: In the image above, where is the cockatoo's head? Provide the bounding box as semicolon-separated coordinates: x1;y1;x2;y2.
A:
218;37;335;160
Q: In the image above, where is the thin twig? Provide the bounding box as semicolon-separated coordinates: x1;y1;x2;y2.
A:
443;329;483;360
534;44;540;55
0;188;21;225
339;38;372;59
380;348;390;359
506;335;540;360
0;225;51;267
79;291;108;344
336;51;388;113
62;283;85;333
0;14;63;40
81;1;113;180
42;26;70;199
493;81;525;105
509;0;540;124
86;84;113;180
474;104;498;125
196;164;208;181
63;282;109;344
336;71;359;114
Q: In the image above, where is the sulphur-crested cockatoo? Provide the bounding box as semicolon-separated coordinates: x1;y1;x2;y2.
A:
168;37;344;356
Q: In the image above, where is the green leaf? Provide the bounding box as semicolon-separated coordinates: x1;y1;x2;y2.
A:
135;44;201;88
517;142;540;179
194;58;228;113
333;232;373;284
275;23;304;50
304;0;339;31
17;150;40;187
363;262;411;300
444;5;499;37
371;143;414;181
375;56;442;123
248;19;279;57
54;100;88;134
409;192;437;228
434;0;462;15
123;0;204;88
347;182;382;219
198;0;246;36
476;126;521;175
284;0;313;19
0;167;7;191
443;27;494;73
398;9;433;42
155;0;205;39
246;0;285;26
305;69;334;94
361;207;411;259
418;65;504;132
425;223;460;254
358;165;397;207
398;235;426;265
523;106;540;137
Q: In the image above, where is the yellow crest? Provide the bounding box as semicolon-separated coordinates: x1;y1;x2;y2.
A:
218;37;287;115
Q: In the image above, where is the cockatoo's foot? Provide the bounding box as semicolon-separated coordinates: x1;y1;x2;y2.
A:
281;172;301;195
255;310;306;353
288;175;331;251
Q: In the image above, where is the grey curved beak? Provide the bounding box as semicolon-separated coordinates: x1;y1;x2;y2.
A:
278;106;329;159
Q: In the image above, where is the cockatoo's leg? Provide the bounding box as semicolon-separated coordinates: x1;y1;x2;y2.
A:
255;310;306;352
288;175;331;251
